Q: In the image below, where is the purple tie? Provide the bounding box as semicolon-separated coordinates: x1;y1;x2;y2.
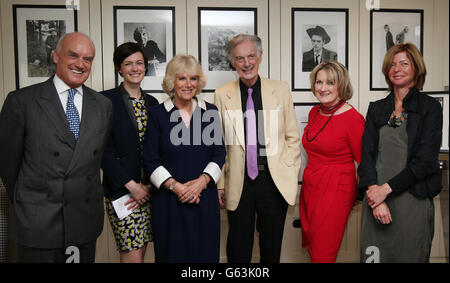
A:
246;88;258;180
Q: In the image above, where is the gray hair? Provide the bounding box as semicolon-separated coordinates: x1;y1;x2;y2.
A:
225;34;263;63
55;32;95;54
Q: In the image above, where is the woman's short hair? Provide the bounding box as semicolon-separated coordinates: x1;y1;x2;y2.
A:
310;61;353;101
113;42;148;77
382;43;426;91
162;55;207;96
225;34;263;64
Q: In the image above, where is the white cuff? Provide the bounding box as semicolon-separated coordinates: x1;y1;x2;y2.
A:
150;166;172;189
203;162;222;184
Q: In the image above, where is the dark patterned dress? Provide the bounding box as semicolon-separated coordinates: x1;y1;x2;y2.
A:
105;97;153;252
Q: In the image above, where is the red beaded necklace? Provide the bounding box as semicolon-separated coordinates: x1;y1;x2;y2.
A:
305;100;345;142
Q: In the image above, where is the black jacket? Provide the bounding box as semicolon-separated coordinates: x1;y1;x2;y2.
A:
101;85;159;200
357;89;443;200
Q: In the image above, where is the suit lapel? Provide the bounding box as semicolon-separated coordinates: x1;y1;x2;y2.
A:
66;86;97;174
122;86;139;135
260;78;279;111
224;81;246;150
36;78;77;148
260;78;279;153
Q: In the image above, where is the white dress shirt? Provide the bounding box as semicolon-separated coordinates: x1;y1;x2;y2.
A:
53;75;83;118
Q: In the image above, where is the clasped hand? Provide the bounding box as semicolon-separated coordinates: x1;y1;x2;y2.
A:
125;180;150;210
365;183;392;208
171;176;209;205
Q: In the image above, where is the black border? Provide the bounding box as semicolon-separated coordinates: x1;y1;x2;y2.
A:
113;6;176;93
291;8;349;92
369;9;424;91
425;91;449;153
293;102;319;184
198;7;257;93
13;4;78;89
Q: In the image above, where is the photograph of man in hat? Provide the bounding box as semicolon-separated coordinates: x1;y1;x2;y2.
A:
302;25;337;72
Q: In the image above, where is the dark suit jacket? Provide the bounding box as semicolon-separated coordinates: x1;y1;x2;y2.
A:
302;48;338;72
0;77;112;249
101;85;159;200
357;89;443;200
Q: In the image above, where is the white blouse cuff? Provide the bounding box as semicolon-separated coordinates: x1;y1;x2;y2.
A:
150;166;172;189
203;162;222;184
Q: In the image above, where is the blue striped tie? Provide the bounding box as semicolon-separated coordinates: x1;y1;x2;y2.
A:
66;88;80;140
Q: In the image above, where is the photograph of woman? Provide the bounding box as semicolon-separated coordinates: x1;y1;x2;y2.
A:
133;25;166;76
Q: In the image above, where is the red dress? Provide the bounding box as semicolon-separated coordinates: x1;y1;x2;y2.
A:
300;105;364;262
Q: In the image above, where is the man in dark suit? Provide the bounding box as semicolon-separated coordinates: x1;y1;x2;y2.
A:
302;26;338;72
384;24;394;51
0;32;112;263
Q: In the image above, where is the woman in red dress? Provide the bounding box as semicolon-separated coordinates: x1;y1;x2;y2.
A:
300;61;364;262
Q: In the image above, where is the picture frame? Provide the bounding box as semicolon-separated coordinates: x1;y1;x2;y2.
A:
13;5;77;89
294;102;319;183
370;9;423;90
292;8;348;91
427;91;449;153
198;7;257;92
113;6;175;92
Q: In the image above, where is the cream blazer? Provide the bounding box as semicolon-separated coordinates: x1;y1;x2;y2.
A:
214;78;301;211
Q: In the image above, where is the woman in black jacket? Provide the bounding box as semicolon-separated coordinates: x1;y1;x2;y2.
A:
358;43;442;263
101;42;159;262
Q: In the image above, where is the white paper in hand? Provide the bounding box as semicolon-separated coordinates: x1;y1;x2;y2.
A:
112;194;133;220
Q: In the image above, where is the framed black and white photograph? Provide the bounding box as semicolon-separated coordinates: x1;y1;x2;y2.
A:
114;6;175;92
294;102;319;183
292;8;348;91
427;92;449;152
370;9;423;90
199;7;256;92
13;5;77;89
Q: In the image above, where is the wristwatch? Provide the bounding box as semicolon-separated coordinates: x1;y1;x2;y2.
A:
169;180;176;191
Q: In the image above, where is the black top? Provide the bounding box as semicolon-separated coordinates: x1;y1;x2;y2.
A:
101;85;159;199
357;89;443;200
239;76;268;167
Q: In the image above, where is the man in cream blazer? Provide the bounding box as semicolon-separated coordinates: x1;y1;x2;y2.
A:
215;34;301;263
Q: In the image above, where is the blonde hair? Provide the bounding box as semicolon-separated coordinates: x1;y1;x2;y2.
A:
309;61;353;101
382;43;426;91
162;55;207;96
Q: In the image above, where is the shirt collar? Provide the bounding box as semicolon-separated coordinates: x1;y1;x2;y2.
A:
53;74;83;96
163;96;207;112
239;76;261;93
